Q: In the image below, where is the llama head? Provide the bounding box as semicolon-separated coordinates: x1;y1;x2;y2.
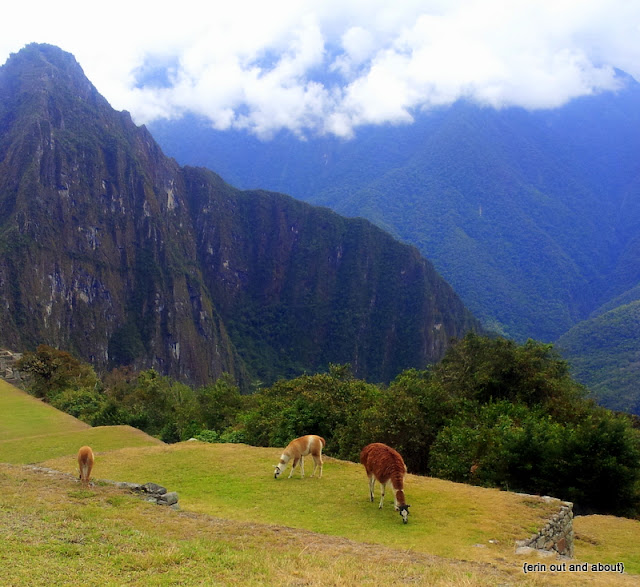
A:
274;454;289;479
398;504;410;523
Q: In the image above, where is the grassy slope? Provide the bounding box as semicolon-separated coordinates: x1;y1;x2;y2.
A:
1;379;638;584
0;463;537;587
43;443;640;577
0;378;89;440
0;379;163;464
43;443;555;557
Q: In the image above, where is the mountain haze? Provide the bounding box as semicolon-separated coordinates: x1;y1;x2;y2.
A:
149;81;640;410
150;85;640;342
0;44;478;386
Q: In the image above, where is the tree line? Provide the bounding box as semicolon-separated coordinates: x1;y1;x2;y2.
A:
16;333;640;518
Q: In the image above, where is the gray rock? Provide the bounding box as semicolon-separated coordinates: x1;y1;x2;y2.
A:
141;482;167;495
157;491;179;506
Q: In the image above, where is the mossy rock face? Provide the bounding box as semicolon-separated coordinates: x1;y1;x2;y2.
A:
0;44;478;387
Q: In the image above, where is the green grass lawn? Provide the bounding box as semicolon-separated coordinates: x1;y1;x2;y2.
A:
0;425;164;464
43;440;640;578
0;379;163;464
0;463;538;587
0;378;89;441
2;379;639;585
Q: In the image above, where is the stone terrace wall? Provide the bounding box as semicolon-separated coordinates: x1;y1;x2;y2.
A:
0;349;22;382
515;495;574;558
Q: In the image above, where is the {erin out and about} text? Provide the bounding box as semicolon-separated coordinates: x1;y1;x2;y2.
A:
523;562;624;574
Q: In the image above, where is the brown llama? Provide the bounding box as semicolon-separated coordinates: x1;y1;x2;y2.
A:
360;442;410;523
274;435;325;479
77;445;94;486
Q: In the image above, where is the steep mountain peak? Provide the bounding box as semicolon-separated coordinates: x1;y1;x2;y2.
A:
0;43;478;386
0;44;107;111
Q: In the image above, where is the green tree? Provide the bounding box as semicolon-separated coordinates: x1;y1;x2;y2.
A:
49;387;107;423
240;364;380;456
16;344;98;401
433;333;587;417
196;373;244;433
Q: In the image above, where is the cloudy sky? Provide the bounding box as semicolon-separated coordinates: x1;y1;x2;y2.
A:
2;0;639;138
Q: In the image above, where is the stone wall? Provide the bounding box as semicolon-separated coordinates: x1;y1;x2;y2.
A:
515;495;574;558
24;465;179;508
102;479;180;508
0;349;22;383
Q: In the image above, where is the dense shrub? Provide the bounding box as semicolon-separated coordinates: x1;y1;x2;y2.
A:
19;337;640;517
49;387;106;423
17;345;99;401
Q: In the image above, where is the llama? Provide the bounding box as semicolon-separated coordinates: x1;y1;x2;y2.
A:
77;445;94;486
274;435;325;479
360;442;410;523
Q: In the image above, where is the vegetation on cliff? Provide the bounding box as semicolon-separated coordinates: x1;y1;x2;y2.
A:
17;336;640;518
149;79;640;412
0;43;478;387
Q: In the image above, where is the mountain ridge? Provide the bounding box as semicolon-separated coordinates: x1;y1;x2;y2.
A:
149;84;640;341
147;78;640;409
0;43;478;386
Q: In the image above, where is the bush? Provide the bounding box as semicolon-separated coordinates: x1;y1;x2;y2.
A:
17;345;99;401
428;400;640;516
240;365;380;454
49;387;106;423
194;428;247;444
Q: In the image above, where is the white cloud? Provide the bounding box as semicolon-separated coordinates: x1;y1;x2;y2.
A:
1;0;638;138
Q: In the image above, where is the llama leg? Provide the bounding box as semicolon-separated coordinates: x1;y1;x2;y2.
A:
300;456;305;478
379;481;386;509
310;454;322;478
368;475;375;502
288;457;299;478
310;455;316;477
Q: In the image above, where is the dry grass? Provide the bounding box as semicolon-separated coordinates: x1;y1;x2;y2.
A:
43;442;639;584
574;515;640;575
0;463;533;586
2;380;638;585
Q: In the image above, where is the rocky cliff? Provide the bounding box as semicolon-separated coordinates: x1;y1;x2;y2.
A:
0;44;478;385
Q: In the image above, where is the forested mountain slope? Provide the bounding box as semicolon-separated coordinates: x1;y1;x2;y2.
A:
149;79;640;343
0;44;478;385
149;78;640;409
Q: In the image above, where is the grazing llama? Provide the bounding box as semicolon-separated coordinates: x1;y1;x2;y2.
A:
360;442;410;523
274;435;325;479
77;445;94;486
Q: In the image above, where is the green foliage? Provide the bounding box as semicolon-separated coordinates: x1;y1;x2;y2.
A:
107;322;145;367
16;344;99;401
424;335;640;515
428;402;640;515
49;387;107;424
95;368;249;443
557;410;640;515
558;299;640;414
240;364;381;459
26;339;640;517
433;333;587;418
196;373;244;433
194;428;247;444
